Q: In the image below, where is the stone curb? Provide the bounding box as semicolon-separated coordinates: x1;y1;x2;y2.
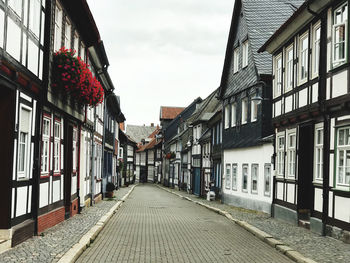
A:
57;185;137;263
157;185;317;263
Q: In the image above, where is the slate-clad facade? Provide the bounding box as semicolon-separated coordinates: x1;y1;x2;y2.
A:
218;0;304;214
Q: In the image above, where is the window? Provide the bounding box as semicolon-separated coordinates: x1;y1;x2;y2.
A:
299;33;309;83
54;3;63;51
312;23;321;77
314;124;323;181
54;121;61;173
232;164;237;190
80;42;86;61
72;127;77;172
333;3;348;66
274;54;282;98
251;164;258;193
73;32;79;55
276;133;285;177
18;107;31;178
285;45;294;92
29;0;41;37
225;164;231;189
242;41;248;68
231;103;236;127
233;47;239;73
41;117;50;175
242;98;248;124
264;164;271;196
64;19;71;49
287;131;296;178
251;96;258;122
242;164;248;191
336;127;350;186
224;105;230;129
8;0;22;17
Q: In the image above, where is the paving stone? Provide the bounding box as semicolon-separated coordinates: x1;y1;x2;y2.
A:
77;184;293;263
0;186;132;263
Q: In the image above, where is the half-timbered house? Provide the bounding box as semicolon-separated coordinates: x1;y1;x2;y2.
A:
218;0;304;214
260;0;350;238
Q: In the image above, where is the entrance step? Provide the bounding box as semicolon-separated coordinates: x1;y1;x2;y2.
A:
298;219;310;230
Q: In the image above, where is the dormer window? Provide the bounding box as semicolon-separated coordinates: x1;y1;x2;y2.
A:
233;47;239;73
242;41;249;68
333;3;348;67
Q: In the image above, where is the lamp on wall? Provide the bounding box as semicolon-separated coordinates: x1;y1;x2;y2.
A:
251;94;269;105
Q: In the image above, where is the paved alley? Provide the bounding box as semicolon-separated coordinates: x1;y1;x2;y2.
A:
76;185;292;263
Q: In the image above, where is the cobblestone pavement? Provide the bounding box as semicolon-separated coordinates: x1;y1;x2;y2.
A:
0;186;132;263
166;187;350;263
77;184;292;263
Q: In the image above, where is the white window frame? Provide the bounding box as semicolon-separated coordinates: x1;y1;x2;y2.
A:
232;163;237;190
273;53;282;98
242;164;248;192
231;103;236;127
251;164;258;194
336;126;350;188
54;2;62;52
286;129;296;178
53;120;61;174
17;105;32;179
276;132;285;177
224;104;230;129
312;22;321;78
72;127;77;173
333;3;348;67
225;164;231;189
285;44;294;92
242;98;248;124
298;32;309;85
264;164;271;196
64;18;71;49
73;31;79;56
41;116;51;175
251;95;258;122
314;123;323;181
233;47;239;73
242;40;249;68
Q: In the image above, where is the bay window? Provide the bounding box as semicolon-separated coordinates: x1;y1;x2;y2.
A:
314;124;323;181
299;32;309;83
274;54;282;98
333;3;348;66
251;164;258;193
225;164;231;189
336;127;350;186
232;164;237;190
285;45;293;92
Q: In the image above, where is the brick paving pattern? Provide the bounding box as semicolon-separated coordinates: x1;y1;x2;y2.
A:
0;186;132;263
168;188;350;263
77;184;293;263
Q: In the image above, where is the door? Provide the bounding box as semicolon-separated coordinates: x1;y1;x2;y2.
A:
64;123;73;217
0;87;15;229
297;123;314;217
193;167;201;196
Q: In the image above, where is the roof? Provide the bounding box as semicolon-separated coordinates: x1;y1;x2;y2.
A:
126;125;157;143
136;127;162;152
219;0;304;98
160;106;185;120
259;0;330;54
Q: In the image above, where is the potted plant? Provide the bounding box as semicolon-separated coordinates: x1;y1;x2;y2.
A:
105;182;115;198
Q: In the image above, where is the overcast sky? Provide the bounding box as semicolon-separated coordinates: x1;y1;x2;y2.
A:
87;0;234;126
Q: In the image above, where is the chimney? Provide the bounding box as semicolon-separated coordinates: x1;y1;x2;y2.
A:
151;123;154;127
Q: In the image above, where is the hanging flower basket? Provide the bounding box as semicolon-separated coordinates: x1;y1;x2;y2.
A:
52;47;104;106
166;152;176;159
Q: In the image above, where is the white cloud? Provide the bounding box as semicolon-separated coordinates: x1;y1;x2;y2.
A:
87;0;234;125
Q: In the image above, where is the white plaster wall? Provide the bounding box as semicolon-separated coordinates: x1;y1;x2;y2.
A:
312;83;318;103
40;182;49;208
326;77;331;100
16;187;28;217
52;180;60;203
286;183;295;203
222;144;273;205
277;182;284;200
27;185;32;214
275;100;281;117
314;188;323;212
11;189;15;219
334;196;350;222
61;175;64;200
332;70;348;98
329;191;333;217
71;175;77;195
285;95;293;113
299;88;308;108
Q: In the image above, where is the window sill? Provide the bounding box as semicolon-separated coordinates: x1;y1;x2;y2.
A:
329;61;349;74
251;190;258;195
242;189;248;193
298;78;307;86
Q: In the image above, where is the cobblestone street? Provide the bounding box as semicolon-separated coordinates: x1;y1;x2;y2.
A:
77;184;292;263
